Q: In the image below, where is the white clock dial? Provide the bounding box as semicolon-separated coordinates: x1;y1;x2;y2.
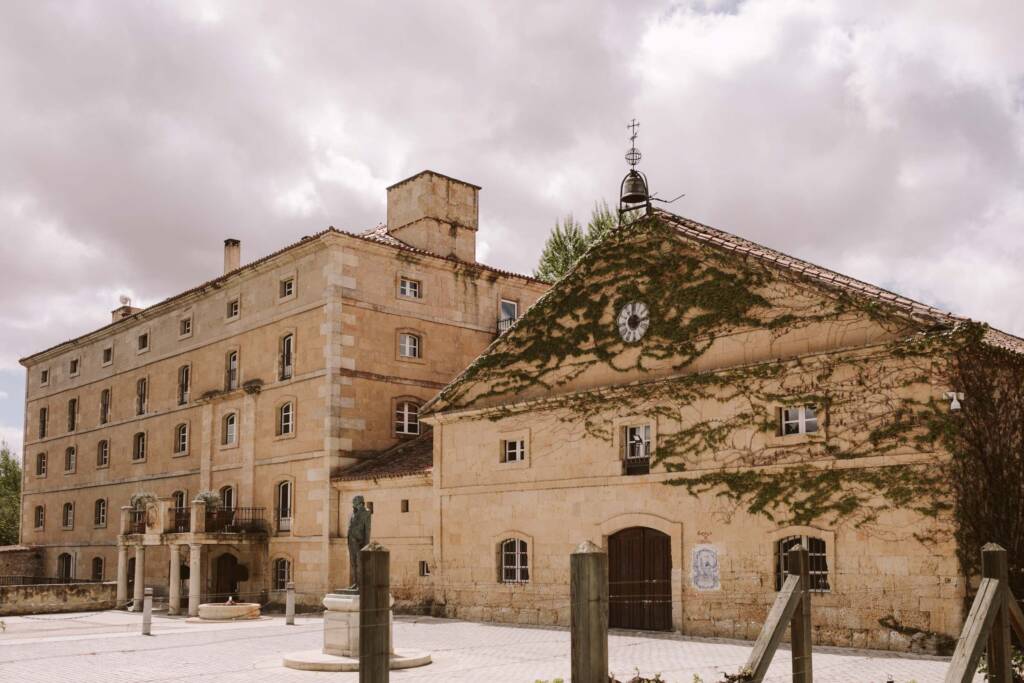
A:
616;301;650;342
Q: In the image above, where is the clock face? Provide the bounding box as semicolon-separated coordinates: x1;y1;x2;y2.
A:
617;301;650;343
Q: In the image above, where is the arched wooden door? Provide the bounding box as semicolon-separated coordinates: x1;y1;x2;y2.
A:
608;527;672;631
213;553;239;600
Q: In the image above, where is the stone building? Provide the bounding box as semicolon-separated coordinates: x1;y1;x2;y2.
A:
406;208;1022;652
16;170;547;612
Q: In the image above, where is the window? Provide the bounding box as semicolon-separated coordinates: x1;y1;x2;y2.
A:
67;398;77;431
174;423;188;454
91;557;104;581
136;377;147;415
35;452;47;476
132;432;146;461
279;277;294;299
398;333;421;359
398;277;421;299
222;413;237;445
178;365;191;405
366;501;374;513
226;351;239;390
94;499;107;527
419;560;430;577
394;400;420;435
100;388;110;424
622;424;651;475
401;499;409;513
34;505;44;529
273;557;291;590
780;405;819;436
227;297;240;319
40;368;49;386
96;440;109;467
39;407;48;438
64;446;76;473
277;481;293;532
172;490;187;509
57;553;73;580
501;439;526;464
500;538;529;583
498;299;519;332
220;485;234;510
775;535;830;592
69;358;80;376
280;335;294;380
102;346;113;365
277;402;294;436
179;316;192;337
62;502;74;529
137;332;149;352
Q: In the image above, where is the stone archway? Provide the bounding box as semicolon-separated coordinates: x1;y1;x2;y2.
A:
608;526;672;631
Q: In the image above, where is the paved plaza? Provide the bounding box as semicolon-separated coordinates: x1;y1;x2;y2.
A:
0;610;974;682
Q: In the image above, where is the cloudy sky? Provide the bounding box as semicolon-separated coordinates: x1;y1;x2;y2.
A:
1;0;1022;459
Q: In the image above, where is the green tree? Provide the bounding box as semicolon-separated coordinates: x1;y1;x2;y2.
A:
533;201;617;283
0;442;21;546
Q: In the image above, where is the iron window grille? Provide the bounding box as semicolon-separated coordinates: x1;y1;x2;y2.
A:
775;535;830;592
273;558;291;590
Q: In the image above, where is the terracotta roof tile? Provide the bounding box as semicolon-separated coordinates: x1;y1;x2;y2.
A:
332;430;433;482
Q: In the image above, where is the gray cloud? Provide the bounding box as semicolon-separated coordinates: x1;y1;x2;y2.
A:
0;0;1022;456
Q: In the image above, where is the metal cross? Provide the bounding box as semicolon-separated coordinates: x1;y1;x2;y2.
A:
627;118;639;143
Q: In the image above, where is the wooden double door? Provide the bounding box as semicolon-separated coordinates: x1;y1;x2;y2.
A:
608;527;672;631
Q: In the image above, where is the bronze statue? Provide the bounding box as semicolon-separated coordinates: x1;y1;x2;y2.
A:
346;495;372;588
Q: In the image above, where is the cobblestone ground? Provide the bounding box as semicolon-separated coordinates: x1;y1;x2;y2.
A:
0;610;975;682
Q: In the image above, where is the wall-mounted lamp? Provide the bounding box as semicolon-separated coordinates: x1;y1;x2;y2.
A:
944;391;964;412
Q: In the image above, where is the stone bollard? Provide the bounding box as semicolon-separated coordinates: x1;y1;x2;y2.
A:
142;588;153;636
286;582;295;626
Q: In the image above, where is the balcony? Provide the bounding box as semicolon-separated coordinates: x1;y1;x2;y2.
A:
128;509;146;534
497;317;519;334
204;506;267;534
169;506;191;533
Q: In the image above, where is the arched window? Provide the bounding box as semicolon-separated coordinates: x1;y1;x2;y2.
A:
172;490;187;509
34;505;44;529
398;333;421;359
222;413;237;445
499;538;529;583
174;423;189;454
35;452;47;476
226;351;239;390
97;440;109;467
132;432;146;461
277;402;294;436
219;485;235;510
136;377;148;415
57;553;73;581
394;400;420;435
94;499;107;527
91;556;104;581
178;365;191;405
100;388;111;424
64;446;76;472
61;502;74;529
280;334;294;380
775;535;830;592
276;481;293;532
273;557;292;590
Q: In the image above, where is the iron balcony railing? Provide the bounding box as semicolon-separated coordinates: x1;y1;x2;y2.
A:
128;509;147;534
623;445;651;476
205;506;267;534
497;317;519;334
275;510;292;533
169;506;191;533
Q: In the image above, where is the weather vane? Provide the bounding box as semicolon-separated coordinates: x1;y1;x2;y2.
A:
625;119;642;169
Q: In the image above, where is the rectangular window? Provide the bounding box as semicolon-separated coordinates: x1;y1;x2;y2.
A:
64;447;76;472
40;368;49;386
39;407;48;438
136;378;147;415
100;389;110;424
279;277;294;298
226;352;239;390
178;366;191;405
280;335;294;380
36;453;47;476
97;440;109;467
227;298;240;319
622;424;651;475
69;358;79;376
501;439;526;463
401;499;409;513
137;332;149;352
398;277;421;299
498;299;519;333
34;506;44;529
179;317;192;337
780;405;819;436
398;333;421;359
67;398;77;432
133;433;146;461
419;560;430;577
102;346;113;365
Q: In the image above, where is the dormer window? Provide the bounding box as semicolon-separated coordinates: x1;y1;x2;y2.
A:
780;405;818;436
398;277;421;299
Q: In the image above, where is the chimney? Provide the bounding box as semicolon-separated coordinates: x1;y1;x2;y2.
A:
223;238;241;274
111;305;142;323
385;171;479;261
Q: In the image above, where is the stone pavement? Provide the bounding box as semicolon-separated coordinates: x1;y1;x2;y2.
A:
0;610;977;682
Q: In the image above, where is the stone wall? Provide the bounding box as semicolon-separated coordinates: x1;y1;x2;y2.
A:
0;545;43;578
0;581;116;616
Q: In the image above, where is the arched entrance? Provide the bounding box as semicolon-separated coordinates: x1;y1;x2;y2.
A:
213;553;239;600
608;526;672;631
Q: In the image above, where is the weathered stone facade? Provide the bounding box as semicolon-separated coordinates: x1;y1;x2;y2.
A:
0;581;117;616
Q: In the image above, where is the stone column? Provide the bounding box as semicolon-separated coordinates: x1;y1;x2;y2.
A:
168;545;181;615
132;545;146;612
188;544;202;617
116;544;128;608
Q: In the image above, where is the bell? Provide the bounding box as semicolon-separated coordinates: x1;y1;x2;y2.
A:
620;171;648;205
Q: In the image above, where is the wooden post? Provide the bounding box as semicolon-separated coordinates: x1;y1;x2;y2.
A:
285;581;295;625
142;587;153;635
788;546;813;683
359;542;390;683
571;540;609;683
983;543;1012;683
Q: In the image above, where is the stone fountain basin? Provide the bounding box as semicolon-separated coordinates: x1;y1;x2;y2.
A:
197;602;261;620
